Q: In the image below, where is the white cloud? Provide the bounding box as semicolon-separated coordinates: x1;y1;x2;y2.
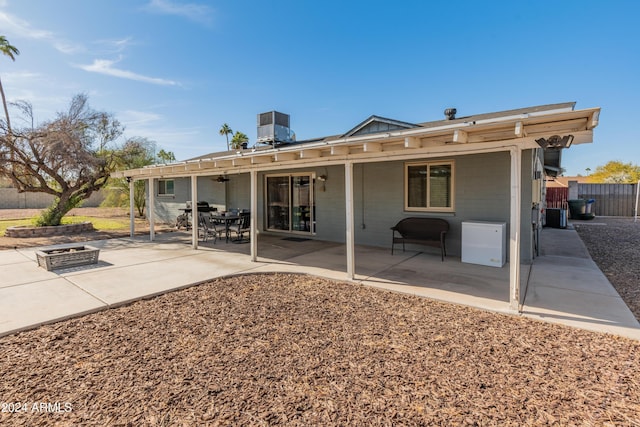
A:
76;58;179;86
120;110;163;126
0;11;84;54
109;37;134;52
144;0;213;26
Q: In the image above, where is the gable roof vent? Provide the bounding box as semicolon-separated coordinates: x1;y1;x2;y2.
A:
444;108;457;120
257;111;294;145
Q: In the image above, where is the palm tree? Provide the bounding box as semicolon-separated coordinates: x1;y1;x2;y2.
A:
0;36;19;136
230;131;249;150
219;123;233;151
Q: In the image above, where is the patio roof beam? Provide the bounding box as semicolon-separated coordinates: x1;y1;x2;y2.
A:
570;130;594;145
215;160;232;168
120;137;543;179
274;152;297;161
232;158;250;166
524;118;589;135
515;121;525;137
251;156;273;164
330;146;349;155
404;136;421;148
453;130;468;143
299;149;322;159
587;110;599;129
363;142;382;152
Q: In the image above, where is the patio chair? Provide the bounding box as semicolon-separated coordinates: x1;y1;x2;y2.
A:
175;213;190;230
198;213;224;243
230;211;251;243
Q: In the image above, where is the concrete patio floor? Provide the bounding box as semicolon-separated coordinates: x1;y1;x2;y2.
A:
1;226;639;340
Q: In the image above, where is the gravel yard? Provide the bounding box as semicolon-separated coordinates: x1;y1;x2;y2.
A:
1;272;639;426
1;211;640;425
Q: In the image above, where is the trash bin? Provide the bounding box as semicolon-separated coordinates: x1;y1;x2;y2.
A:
585;198;595;214
567;199;586;218
568;199;595;220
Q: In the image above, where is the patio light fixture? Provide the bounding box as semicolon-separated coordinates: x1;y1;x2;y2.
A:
535;134;574;149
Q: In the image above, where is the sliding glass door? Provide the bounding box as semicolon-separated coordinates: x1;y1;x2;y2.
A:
266;173;314;233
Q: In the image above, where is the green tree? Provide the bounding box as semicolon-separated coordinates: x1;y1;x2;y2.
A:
0;36;19;136
230;131;249;150
157;148;176;164
588;161;640;183
0;94;124;226
219;123;232;151
103;137;157;216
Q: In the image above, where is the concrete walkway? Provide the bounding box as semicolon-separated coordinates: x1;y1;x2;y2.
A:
1;226;639;340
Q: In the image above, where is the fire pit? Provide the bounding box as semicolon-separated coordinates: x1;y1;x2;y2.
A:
36;245;100;271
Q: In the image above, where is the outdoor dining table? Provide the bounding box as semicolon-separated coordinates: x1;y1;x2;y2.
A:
210;213;241;243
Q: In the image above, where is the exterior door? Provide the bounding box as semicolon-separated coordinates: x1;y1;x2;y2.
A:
266;173;314;233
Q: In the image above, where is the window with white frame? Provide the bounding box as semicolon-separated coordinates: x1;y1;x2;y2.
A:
158;179;175;196
405;161;454;211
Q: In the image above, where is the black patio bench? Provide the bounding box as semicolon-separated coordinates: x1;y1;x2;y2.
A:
391;217;449;261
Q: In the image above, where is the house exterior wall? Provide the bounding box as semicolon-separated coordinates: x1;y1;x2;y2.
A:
149;177;227;223
225;174;251;212
300;151;534;262
350;152;518;259
148;149;535;263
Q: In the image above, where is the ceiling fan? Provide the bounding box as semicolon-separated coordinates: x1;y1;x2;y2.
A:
215;176;229;183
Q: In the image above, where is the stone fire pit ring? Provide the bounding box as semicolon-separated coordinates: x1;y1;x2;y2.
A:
36;244;100;271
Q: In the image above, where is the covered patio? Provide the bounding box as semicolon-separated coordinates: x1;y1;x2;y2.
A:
114;103;601;314
183;231;520;313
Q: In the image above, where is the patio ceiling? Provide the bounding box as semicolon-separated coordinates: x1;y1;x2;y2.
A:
112;106;600;180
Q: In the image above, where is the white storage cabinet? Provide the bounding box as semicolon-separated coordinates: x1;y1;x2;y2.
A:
461;221;506;267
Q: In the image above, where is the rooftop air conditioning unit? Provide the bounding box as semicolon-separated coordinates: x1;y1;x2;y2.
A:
257;111;293;145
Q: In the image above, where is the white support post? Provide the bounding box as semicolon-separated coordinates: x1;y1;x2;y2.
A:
191;175;198;249
635;180;639;222
148;178;155;241
345;161;355;279
509;147;522;312
250;169;258;261
129;178;135;238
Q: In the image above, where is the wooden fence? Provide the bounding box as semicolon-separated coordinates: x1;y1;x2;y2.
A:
578;183;637;217
546;187;568;210
545;183;638;217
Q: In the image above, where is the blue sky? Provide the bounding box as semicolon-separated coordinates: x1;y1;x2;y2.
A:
1;0;638;175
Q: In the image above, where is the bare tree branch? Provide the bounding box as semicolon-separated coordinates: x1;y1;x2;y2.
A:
0;94;125;225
